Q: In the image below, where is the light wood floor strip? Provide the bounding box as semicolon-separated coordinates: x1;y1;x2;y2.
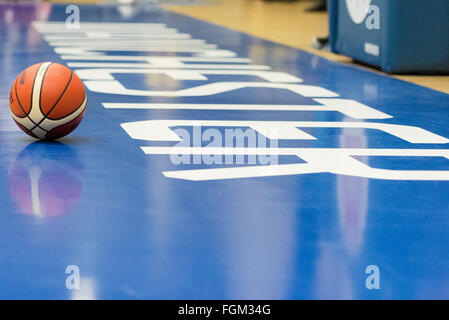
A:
164;0;449;95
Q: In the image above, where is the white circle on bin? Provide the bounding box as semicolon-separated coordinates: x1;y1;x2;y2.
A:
345;0;372;24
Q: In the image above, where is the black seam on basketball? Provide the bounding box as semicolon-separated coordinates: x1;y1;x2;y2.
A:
28;63;51;133
38;97;85;137
49;95;86;121
42;97;87;138
31;67;73;131
36;125;50;133
13;64;50;135
14;76;34;121
33;89;85;135
25;63;51;134
12;118;39;138
25;128;38;138
14;77;46;135
45;108;85;140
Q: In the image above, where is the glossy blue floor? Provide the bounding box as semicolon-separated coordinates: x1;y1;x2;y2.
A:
0;3;448;299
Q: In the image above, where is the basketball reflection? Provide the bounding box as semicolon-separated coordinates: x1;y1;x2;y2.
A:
8;142;84;218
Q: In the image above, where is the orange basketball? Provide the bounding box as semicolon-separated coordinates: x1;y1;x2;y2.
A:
9;62;87;140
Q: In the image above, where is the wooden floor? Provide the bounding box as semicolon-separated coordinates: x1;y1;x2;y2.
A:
165;0;449;95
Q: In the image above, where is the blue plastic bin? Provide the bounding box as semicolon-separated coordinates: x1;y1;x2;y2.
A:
327;0;449;74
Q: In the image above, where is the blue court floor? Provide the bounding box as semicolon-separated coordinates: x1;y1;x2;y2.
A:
0;3;448;299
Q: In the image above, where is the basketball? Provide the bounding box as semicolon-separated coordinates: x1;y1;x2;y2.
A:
9;62;86;140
